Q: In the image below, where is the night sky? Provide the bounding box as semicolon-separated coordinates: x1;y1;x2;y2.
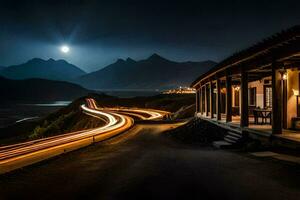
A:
0;0;299;72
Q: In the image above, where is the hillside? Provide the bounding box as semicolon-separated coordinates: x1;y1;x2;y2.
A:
0;58;86;81
0;66;5;71
76;54;217;90
0;76;93;102
30;92;195;139
0;93;195;143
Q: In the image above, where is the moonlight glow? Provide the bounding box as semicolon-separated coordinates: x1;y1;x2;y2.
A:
60;45;70;53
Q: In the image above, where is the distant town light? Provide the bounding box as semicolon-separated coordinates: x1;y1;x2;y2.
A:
162;87;196;94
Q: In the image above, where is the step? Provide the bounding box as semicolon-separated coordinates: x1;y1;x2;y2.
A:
227;131;242;138
225;135;240;141
213;141;234;149
224;137;236;144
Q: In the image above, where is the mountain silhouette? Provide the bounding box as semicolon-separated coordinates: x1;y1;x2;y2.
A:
0;58;86;81
0;76;92;102
76;54;217;90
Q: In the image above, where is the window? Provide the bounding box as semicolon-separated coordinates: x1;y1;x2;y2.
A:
249;87;256;106
264;86;272;108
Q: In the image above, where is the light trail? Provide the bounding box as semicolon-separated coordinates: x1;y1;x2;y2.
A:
0;98;169;174
85;98;169;120
102;107;169;120
0;104;127;160
0;98;133;174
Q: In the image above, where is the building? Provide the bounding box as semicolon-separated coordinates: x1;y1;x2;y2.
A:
162;86;196;94
191;25;300;139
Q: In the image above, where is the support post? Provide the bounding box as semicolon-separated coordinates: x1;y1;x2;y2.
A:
195;89;199;113
297;96;299;117
202;86;205;115
200;87;203;115
272;63;282;134
198;88;201;114
210;81;214;119
198;89;201;113
240;68;249;127
226;74;232;122
205;84;208;116
216;78;221;120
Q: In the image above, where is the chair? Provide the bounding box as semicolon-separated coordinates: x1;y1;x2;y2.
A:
256;110;264;125
265;111;272;125
253;110;258;124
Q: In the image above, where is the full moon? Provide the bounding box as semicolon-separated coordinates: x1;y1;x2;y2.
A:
60;45;70;53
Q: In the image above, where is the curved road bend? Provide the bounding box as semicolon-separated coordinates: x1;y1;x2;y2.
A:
0;98;134;174
86;98;169;120
0;98;167;174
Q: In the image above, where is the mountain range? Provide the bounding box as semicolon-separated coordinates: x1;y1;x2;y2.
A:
76;54;217;90
0;76;92;102
0;58;86;81
0;54;217;90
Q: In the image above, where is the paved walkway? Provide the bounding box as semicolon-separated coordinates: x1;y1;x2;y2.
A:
251;151;300;164
198;113;300;145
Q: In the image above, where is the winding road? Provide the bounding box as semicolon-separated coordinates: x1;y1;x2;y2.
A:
0;98;167;174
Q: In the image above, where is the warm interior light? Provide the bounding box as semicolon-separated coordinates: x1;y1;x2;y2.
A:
293;89;299;96
221;88;226;93
282;73;287;80
234;86;240;91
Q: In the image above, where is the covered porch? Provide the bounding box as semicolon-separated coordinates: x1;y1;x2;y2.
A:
192;26;300;143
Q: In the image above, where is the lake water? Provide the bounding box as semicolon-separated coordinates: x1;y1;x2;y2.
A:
20;101;71;107
0;101;71;128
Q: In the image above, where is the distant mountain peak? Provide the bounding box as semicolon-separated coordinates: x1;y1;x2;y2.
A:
116;58;125;63
27;58;44;63
27;58;71;64
147;53;169;62
126;57;136;63
48;58;55;62
56;59;69;64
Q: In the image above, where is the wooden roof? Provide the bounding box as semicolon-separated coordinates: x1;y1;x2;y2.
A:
191;25;300;87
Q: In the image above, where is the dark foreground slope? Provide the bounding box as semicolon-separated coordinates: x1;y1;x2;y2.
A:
1;122;300;200
0;76;92;102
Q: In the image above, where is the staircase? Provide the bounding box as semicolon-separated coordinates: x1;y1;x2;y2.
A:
213;131;243;149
